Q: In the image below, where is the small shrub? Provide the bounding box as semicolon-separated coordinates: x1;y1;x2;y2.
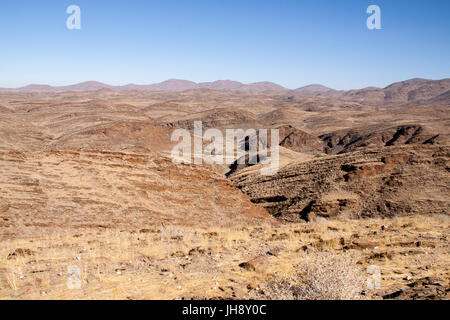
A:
293;252;364;300
253;252;364;300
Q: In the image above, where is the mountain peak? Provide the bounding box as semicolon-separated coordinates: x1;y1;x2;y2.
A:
294;84;335;92
384;78;430;89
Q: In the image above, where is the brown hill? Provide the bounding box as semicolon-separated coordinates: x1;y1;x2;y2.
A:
229;145;449;222
166;108;261;130
320;124;445;155
411;90;450;107
341;87;385;105
116;79;199;92
238;82;288;94
276;125;323;154
198;80;245;90
257;108;307;128
144;79;198;91
339;78;450;106
0;116;52;152
47;121;175;153
294;84;335;92
61;81;113;92
14;82;112;92
0;150;271;239
383;78;450;103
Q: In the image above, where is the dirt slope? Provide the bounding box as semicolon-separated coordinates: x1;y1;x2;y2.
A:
0;150;271;240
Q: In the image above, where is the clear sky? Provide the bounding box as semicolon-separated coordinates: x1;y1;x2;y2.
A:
1;0;449;89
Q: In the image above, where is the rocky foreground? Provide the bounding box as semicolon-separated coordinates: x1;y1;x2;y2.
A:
0;215;448;299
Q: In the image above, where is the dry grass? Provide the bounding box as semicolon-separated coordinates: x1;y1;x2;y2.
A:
249;252;364;300
0;215;448;300
293;252;364;300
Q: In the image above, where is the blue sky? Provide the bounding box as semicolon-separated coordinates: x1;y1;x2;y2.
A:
1;0;449;89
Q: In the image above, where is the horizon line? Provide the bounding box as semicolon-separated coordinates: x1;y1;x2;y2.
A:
1;77;448;92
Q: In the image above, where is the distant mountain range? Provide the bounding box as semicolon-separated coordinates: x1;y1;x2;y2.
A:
0;79;290;94
0;78;449;106
0;79;333;94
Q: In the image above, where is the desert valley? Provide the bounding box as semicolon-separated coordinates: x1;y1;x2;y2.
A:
0;78;448;300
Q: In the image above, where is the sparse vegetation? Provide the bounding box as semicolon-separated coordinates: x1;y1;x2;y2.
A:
293;252;364;300
0;215;448;300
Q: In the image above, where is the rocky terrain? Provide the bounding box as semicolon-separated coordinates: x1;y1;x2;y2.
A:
0;78;448;300
1;215;447;300
0;150;270;240
230;145;449;221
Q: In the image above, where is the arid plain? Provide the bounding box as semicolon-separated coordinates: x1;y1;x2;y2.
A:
0;78;448;299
